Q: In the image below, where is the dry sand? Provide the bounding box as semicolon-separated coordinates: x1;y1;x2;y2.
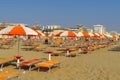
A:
0;41;120;80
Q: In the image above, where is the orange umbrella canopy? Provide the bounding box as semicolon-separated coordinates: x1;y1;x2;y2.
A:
83;32;91;38
9;25;26;35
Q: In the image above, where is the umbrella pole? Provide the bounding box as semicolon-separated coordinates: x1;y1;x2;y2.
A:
16;35;20;68
18;36;20;55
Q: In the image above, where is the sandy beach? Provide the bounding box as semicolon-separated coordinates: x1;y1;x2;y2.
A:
0;40;120;80
0;0;120;80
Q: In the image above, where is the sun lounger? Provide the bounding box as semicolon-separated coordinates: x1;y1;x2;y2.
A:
0;71;25;80
0;57;17;71
22;45;35;51
35;60;60;72
51;50;64;56
65;48;77;56
0;71;18;80
33;45;45;52
68;50;79;57
81;47;89;54
19;58;47;71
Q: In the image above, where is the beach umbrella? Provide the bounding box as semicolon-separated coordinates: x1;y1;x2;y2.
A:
0;24;37;55
0;25;37;36
35;30;45;37
98;33;103;38
93;33;100;38
112;35;116;39
77;32;83;37
49;33;55;37
99;33;108;38
107;34;112;38
60;31;77;37
103;34;109;38
112;35;118;39
77;32;93;38
55;32;63;37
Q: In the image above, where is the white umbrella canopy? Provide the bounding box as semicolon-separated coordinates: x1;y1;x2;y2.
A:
0;26;13;35
77;32;84;37
106;34;112;38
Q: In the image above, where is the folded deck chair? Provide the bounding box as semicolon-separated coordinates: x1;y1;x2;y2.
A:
35;60;60;72
19;58;47;71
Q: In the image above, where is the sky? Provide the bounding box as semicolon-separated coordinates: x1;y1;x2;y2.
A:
0;0;120;32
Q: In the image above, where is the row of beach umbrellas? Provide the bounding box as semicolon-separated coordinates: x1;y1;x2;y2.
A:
0;25;118;39
49;31;117;39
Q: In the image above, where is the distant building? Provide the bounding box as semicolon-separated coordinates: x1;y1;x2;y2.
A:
53;28;69;34
93;24;106;33
76;24;93;32
0;22;14;27
42;25;60;34
0;22;28;29
87;29;93;33
46;25;60;29
69;28;78;32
